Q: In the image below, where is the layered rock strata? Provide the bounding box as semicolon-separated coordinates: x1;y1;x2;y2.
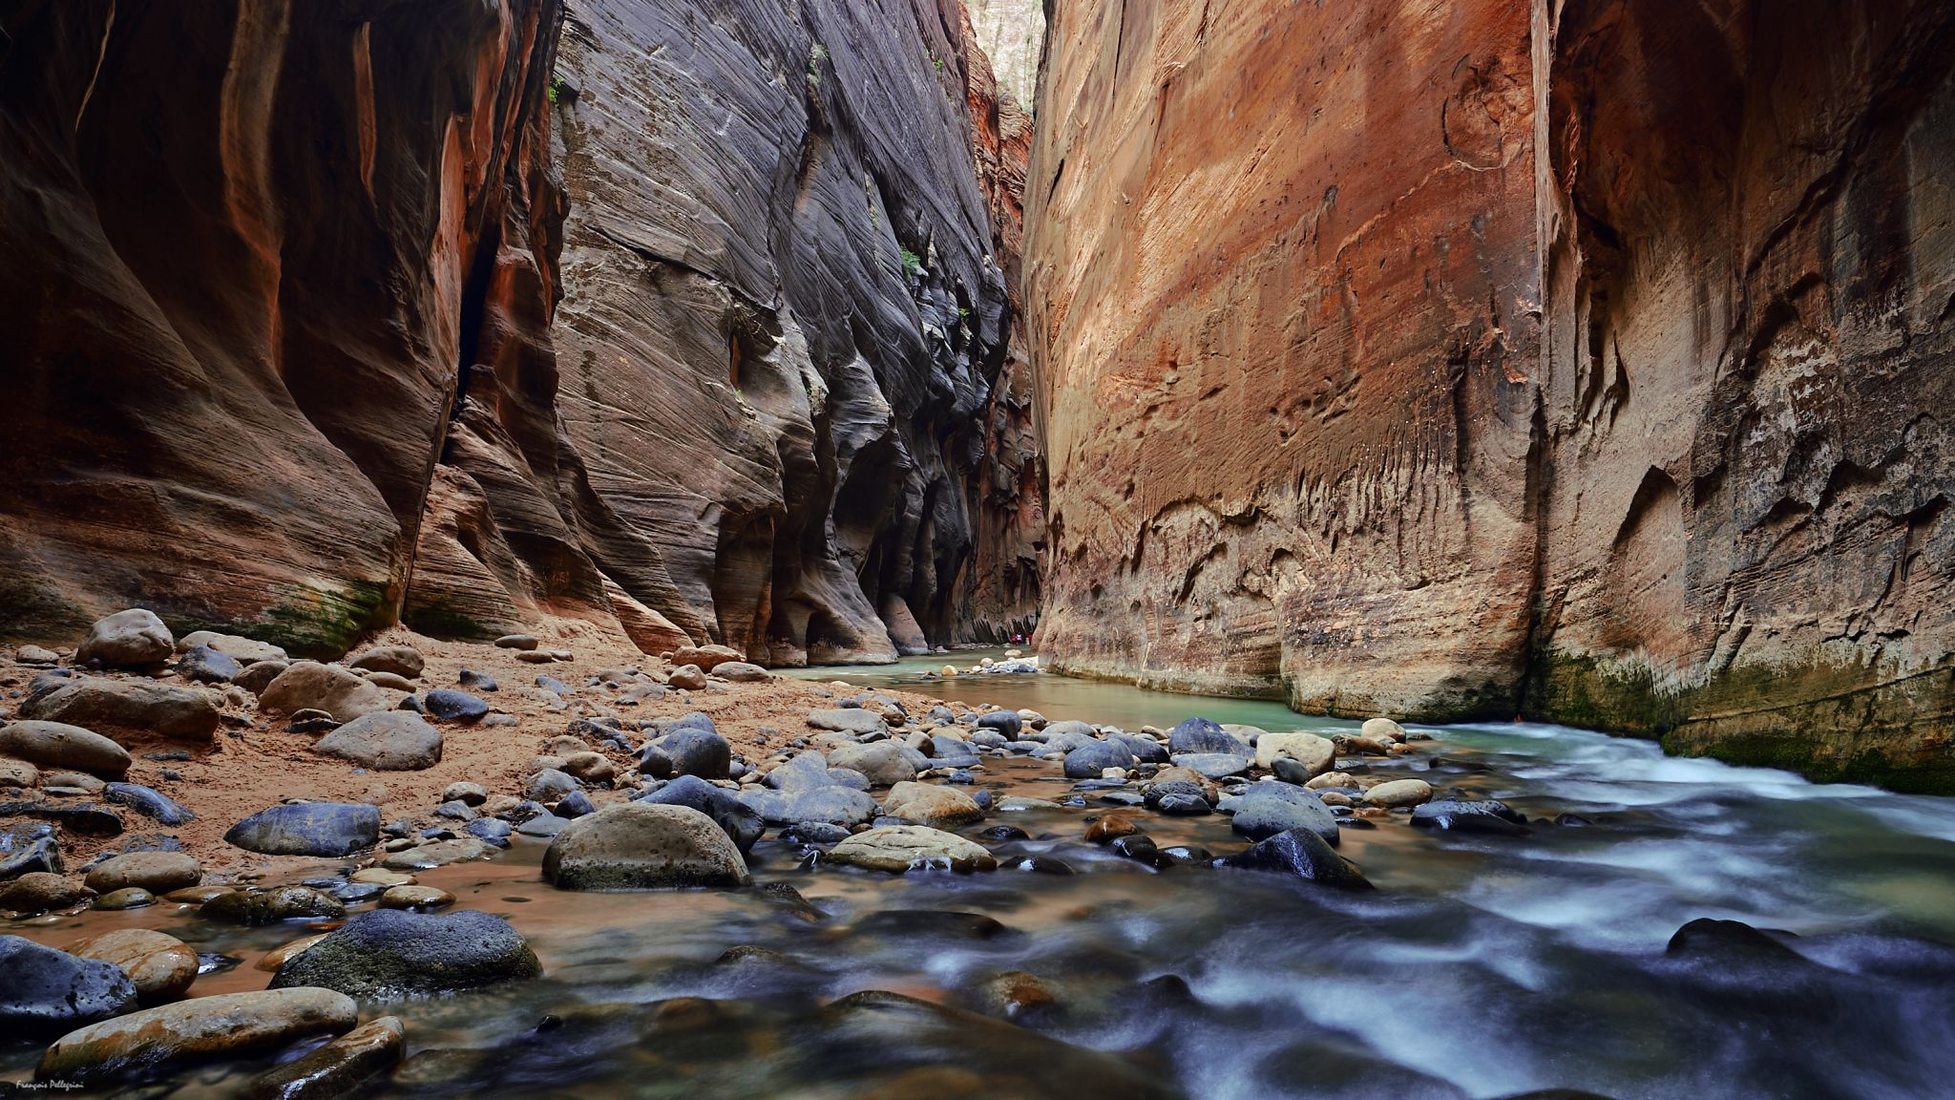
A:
1026;0;1955;789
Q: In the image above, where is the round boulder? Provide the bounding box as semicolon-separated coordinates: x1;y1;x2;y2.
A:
543;802;750;889
225;802;380;857
826;825;997;873
0;935;138;1036
348;646;425;679
313;712;444;771
1364;778;1434;808
270;909;539;998
881;781;985;829
72;928;198;1003
35;988;357;1085
84;851;201;895
258;661;397;723
1063;738;1135;779
77;609;173;668
0;873;92;913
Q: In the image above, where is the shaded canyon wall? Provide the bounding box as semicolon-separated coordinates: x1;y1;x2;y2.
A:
0;0;1040;663
1026;0;1955;789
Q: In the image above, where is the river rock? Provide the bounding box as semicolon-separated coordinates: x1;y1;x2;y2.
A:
1255;731;1336;775
19;679;219;743
234;659;289;694
203;885;346;925
15;644;60;666
0;872;90;913
1168;716;1250;755
314;712;444;771
73;928;199;1003
104;782;194;825
495;634;539;651
1364;778;1434;807
0;720;132;776
828;741;926;787
666;664;708;690
85;851;200;895
1223;828;1373;890
380;837;497;871
527;768;581;802
270;909;539;1000
740;784;880;827
421;688;488;724
1410;799;1528;836
0;757;36;789
348;645;424;678
664;725;732;779
637;774;764;853
174;645;242;684
0;826;63;877
379;885;454;910
226;802;380;856
808;708;888;737
77;608;173;668
1361;717;1407;742
1169;752;1253;778
543;802;750;889
178;630;287;665
881;781;985;828
765;751;833;790
1144;779;1213;815
248;1015;404;1099
259;661;397;723
94;886;154;909
1222;786;1341;844
826;825;997;873
1;800;124;836
0;935;138;1035
715;661;769;682
36;988;358;1085
669;644;743;671
1063;738;1135;779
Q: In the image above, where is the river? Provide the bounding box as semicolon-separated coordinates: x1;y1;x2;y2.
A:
7;650;1955;1097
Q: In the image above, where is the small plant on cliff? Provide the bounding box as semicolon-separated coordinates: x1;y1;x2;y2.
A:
547;76;569;105
807;43;828;87
899;246;923;276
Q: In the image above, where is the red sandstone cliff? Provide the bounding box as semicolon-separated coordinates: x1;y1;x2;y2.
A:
1027;0;1955;789
0;0;1038;664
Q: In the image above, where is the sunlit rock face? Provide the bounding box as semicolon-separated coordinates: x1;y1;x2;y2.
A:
966;0;1045;108
0;0;1037;664
1027;0;1955;789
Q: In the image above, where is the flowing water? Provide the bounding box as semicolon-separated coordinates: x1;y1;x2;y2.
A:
8;651;1955;1098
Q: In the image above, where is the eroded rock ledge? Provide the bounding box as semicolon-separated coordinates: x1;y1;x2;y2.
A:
1026;0;1955;789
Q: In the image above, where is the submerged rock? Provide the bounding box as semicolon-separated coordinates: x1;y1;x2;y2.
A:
35;988;358;1085
202;885;346;926
248;1014;405;1100
72;928;199;1004
84;851;200;895
1410;799;1528;836
271;910;541;998
1168;717;1250;756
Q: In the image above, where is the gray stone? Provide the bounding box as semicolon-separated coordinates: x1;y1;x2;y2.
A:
270;909;539;998
1063;738;1136;778
0;720;131;776
825;826;996;873
19;679;219;744
663;725;732;779
637;774;764;853
527;768;580;802
1168;717;1250;756
348;646;424;678
543;802;750;889
174;645;242;684
423;689;489;724
1223;828;1372;890
828;741;927;787
1170;752;1253;779
225;803;380;856
77;609;173;668
0;935;139;1036
178;631;287;665
258;661;397;723
314;712;443;771
714;661;769;682
808;708;888;737
739;784;879;827
202;885;346;925
1221;787;1340;844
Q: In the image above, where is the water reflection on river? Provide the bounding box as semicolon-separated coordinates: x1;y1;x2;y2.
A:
6;651;1955;1097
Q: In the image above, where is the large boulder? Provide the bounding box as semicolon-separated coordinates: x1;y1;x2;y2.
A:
258;662;397;722
72;928;198;1003
1168;752;1253;779
19;680;219;744
827;826;997;873
313;712;444;770
543;802;750;889
1254;731;1336;776
225;803;380;856
1167;717;1251;756
739;784;880;828
202;886;346;925
882;782;985;828
637;775;763;853
1222;828;1372;890
270;909;541;998
0;721;132;776
0;935;138;1036
663;725;732;779
77;608;173;668
1062;738;1135;779
84;851;201;895
827;742;926;787
1220;786;1340;844
670;644;744;671
0;872;91;913
35;988;357;1085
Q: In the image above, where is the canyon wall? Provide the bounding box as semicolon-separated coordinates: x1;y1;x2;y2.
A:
1027;0;1955;790
966;0;1044;109
0;0;1036;663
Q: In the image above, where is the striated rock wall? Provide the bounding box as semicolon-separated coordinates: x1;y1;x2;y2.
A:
0;0;1037;664
1027;0;1955;789
548;0;1033;664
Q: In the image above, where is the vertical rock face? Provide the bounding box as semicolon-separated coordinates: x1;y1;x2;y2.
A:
1027;0;1955;789
0;0;1036;664
966;0;1045;109
548;0;1030;663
